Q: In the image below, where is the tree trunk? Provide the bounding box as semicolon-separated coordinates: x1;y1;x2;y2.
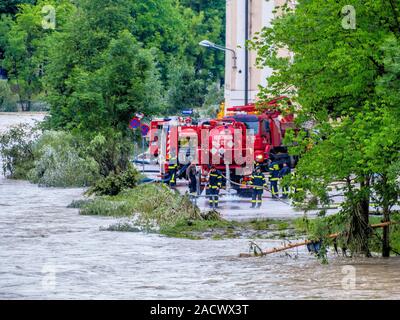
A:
26;99;31;112
347;176;371;257
359;193;371;257
382;205;391;258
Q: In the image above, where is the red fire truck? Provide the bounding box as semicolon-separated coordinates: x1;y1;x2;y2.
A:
149;98;295;196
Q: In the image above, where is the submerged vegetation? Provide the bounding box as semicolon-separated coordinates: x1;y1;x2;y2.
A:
81;183;202;225
0;123;38;179
0;124;140;188
29;131;100;187
85;167;141;196
78;182;304;241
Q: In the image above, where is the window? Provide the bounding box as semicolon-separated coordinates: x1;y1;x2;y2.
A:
243;121;259;134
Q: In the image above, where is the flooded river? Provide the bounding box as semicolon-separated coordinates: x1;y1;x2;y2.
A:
0;113;399;300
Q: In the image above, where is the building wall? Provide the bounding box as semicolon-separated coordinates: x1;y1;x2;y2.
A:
225;0;293;108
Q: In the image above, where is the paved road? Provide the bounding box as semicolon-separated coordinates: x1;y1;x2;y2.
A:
135;163;340;222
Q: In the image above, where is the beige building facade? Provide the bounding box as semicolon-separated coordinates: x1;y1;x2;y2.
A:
225;0;294;108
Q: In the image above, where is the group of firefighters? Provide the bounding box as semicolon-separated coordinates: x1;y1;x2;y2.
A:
165;155;293;209
204;161;292;209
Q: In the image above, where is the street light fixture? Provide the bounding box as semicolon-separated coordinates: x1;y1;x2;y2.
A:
199;40;237;69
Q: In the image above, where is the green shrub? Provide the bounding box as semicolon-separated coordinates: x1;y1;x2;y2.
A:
0;123;38;179
67;199;94;208
85;131;133;177
0;80;18;112
86;166;140;196
119;184;201;227
80;199;133;216
28;131;100;187
80;183;202;228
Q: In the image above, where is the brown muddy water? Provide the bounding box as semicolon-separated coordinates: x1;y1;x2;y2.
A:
0;113;399;300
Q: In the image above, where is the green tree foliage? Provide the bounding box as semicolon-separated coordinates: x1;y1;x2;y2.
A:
0;0;36;15
0;0;72;111
0;0;226;179
0;123;38;179
40;0;166;175
1;3;44;111
86;166;140;196
165;59;207;113
28;130;100;187
130;0;225;112
0;79;18;111
251;0;400;256
1;0;226;115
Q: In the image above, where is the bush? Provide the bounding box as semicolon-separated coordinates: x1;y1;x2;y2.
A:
28;131;100;187
119;184;201;227
86;166;140;196
0;80;18;112
67;199;94;208
85;131;133;177
80;183;202;228
80;199;132;216
1;124;137;188
0;123;38;179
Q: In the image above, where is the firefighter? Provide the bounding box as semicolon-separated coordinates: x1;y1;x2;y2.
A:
208;166;222;208
249;166;267;208
279;163;291;199
186;163;197;194
253;160;260;171
167;149;178;187
268;160;280;199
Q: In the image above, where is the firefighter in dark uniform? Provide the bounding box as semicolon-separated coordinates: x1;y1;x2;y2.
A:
249;166;267;208
268;160;280;199
167;149;178;187
208;166;222;208
279;163;291;199
186;163;197;194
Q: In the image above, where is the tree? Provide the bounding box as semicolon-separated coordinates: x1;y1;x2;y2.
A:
60;30;163;133
251;0;400;256
0;79;18;111
43;0;165;174
1;0;71;111
0;0;36;15
130;0;225;113
1;3;43;111
165;59;207;114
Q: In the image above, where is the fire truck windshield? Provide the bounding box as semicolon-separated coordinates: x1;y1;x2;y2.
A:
243;121;259;134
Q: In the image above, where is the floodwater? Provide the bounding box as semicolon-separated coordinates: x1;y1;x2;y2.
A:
1;113;400;300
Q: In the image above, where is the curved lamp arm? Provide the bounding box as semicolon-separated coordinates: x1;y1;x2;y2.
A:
199;40;237;69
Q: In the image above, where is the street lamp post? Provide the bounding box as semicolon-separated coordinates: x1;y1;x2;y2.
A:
199;40;237;69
